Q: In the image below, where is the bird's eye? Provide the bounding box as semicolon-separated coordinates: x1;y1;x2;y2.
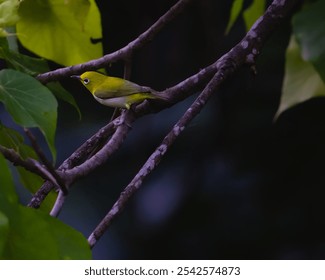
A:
83;78;90;85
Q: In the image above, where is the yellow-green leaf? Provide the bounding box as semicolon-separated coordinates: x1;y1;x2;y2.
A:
225;0;265;34
275;37;325;118
0;0;20;28
16;0;102;66
243;0;265;31
225;0;244;34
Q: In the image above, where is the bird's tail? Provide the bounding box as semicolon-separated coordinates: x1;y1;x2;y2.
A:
139;86;170;104
146;89;170;103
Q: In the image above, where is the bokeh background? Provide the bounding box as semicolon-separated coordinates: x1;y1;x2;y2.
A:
11;0;325;259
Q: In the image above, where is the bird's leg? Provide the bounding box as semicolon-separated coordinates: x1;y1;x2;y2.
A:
113;109;133;129
109;108;121;122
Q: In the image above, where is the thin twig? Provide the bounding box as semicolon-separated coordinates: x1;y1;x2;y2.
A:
36;0;193;84
29;159;62;191
87;0;298;248
24;128;68;194
0;144;64;185
50;190;66;217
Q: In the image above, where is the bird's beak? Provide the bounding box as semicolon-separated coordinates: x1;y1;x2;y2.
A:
70;75;81;80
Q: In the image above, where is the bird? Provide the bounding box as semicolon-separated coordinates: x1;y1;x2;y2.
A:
71;71;167;109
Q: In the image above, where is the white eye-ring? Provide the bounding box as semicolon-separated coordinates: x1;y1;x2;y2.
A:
83;78;90;85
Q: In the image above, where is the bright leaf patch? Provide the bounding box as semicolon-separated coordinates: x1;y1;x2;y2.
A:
16;0;102;66
276;37;325;118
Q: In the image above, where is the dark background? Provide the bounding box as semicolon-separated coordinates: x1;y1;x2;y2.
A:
20;0;325;259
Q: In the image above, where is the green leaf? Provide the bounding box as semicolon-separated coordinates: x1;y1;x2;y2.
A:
0;121;23;149
0;211;9;256
0;36;48;76
0;153;17;204
0;46;49;76
0;39;81;115
47;82;81;119
0;123;19;204
275;37;325;118
225;0;244;34
2;142;78;259
0;69;57;160
1;203;92;259
16;0;103;66
243;0;265;31
16;165;57;213
225;0;265;34
293;0;325;83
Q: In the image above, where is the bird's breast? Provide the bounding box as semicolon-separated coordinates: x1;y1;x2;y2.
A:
93;95;129;108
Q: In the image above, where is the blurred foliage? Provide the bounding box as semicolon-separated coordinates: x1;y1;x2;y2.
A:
225;0;266;34
276;37;325;118
277;0;325;117
292;0;325;82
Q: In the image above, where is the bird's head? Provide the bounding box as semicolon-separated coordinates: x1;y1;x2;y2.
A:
71;71;106;95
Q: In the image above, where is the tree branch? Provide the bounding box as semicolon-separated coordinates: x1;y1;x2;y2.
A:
28;0;297;211
87;0;298;248
36;0;193;84
88;64;226;248
28;117;119;208
0;144;61;184
24;128;68;194
62;110;135;185
28;0;195;210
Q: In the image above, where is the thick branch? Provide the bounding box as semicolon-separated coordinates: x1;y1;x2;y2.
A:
60;121;116;171
87;0;298;247
61;110;135;185
88;65;226;248
28;0;297;211
28;118;118;208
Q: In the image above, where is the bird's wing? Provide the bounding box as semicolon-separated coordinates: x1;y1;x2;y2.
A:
95;78;149;99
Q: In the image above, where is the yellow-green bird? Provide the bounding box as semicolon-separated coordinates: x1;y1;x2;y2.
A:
71;71;166;109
